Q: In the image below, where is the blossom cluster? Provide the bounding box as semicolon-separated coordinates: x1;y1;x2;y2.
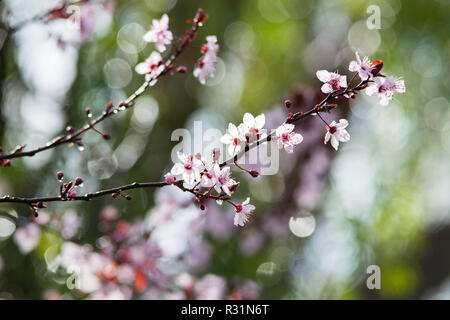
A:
12;192;259;300
318;52;405;106
164;50;405;227
135;13;219;85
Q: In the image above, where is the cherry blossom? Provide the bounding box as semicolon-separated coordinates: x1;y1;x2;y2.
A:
213;164;237;196
221;123;245;155
275;123;303;153
365;76;406;106
143;14;173;52
193;36;219;84
164;173;176;184
324;119;350;150
171;152;203;184
234;198;255;227
200;163;216;188
316;70;347;93
135;51;164;82
348;52;373;80
194;274;226;300
241;112;265;139
60;210;82;239
13;223;41;254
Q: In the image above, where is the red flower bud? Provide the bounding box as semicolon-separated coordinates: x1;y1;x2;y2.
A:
284;99;292;109
75;177;84;186
57;171;64;180
249;170;260;178
176;66;187;73
370;60;383;76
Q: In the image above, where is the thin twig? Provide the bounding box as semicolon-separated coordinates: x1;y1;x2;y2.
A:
0;9;204;162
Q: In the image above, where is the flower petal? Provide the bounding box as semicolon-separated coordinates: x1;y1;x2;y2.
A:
316;70;331;82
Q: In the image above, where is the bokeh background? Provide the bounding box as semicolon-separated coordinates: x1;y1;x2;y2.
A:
0;0;449;299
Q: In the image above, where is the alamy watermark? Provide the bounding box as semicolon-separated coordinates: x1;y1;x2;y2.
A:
366;265;381;290
366;5;381;30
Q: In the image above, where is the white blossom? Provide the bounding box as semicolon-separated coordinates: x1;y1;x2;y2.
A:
316;70;347;93
241;112;265;139
143;14;173;52
171;152;203;184
234;198;255;227
13;223;41;254
365;76;406;106
324;119;350;150
135;51;165;83
275;123;303;153
213;164;236;196
348;51;373;81
193;36;219;84
221;123;245;156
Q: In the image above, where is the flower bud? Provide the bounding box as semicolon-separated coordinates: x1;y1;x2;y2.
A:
37;202;47;208
125;195;132;200
75;177;84;186
370;60;383;76
176;66;187;73
284;99;292;109
1;159;11;167
164;173;176;184
67;189;77;198
102;133;111;140
66;126;74;134
249;170;259;178
57;171;64;180
85;108;92;117
105;102;113;110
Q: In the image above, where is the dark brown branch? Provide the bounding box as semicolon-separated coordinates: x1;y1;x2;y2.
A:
0;76;366;209
219;79;368;167
0;9;205;162
0;179;229;206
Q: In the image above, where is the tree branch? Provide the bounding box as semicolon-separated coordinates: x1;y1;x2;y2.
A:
0;8;205;163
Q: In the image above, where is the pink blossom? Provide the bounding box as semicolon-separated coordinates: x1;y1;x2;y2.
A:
193;36;219;84
194;274;226;300
135;51;164;82
241;112;265;139
348;52;373;81
176;272;195;291
316;70;347;93
13;223;41;254
365;76;405;106
60;210;82;239
164;173;176;184
100;205;119;221
234;198;255;227
171;152;203;184
324;119;350;150
275;123;303;153
213;164;237;196
143;14;173;52
221;123;245;155
200;163;216;188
